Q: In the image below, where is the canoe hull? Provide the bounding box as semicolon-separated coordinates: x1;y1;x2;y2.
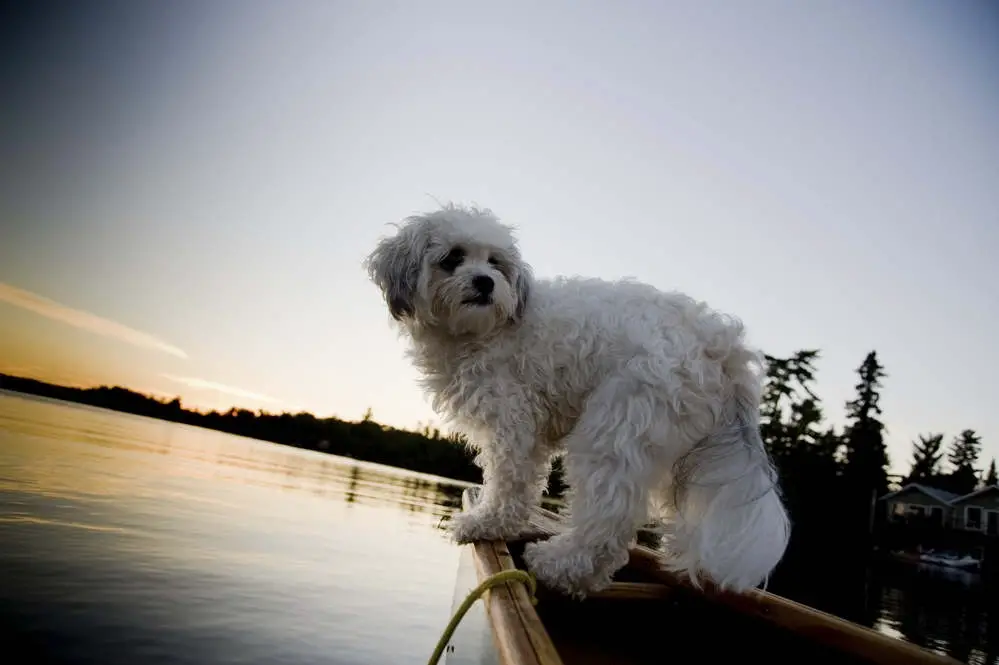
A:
455;488;960;665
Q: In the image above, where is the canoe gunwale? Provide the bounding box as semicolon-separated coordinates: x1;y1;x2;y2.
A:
466;538;565;665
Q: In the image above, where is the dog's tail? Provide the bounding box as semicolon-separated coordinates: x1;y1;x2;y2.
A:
661;377;791;592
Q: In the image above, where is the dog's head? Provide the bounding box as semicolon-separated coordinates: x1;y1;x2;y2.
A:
364;204;532;337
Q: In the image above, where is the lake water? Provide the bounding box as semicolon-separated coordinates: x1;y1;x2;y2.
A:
0;391;995;664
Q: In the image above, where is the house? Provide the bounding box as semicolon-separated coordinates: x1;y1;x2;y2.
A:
881;483;960;527
879;483;999;536
948;485;999;536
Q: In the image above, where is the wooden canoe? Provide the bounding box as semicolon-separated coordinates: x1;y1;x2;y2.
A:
451;487;960;665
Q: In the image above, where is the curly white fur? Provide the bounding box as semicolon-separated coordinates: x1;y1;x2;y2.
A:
364;203;790;598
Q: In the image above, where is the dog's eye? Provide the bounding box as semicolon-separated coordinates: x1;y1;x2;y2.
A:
487;256;501;267
439;249;465;272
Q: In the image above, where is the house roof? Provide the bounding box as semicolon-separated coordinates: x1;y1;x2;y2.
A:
879;483;999;506
950;484;999;505
878;483;961;504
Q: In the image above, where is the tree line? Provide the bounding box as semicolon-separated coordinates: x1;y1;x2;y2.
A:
907;430;996;495
759;349;993;566
763;349;994;499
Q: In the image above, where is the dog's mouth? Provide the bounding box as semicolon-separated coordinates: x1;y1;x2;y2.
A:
461;294;493;306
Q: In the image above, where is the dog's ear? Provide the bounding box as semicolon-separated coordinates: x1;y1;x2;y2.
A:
365;223;429;320
513;263;533;320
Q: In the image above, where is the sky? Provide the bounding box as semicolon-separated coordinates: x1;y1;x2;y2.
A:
1;1;997;475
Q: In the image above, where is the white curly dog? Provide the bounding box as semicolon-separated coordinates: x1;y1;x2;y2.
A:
364;203;790;598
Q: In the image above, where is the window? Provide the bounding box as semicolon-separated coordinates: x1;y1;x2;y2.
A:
929;506;944;524
966;506;983;530
891;502;906;518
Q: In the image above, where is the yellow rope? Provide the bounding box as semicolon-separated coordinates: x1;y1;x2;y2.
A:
427;569;538;665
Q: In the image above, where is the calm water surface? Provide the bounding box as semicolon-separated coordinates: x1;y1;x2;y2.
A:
0;391;471;665
0;391;994;664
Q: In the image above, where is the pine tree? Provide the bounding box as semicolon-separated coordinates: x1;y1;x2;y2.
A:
945;429;982;495
906;433;945;485
760;350;822;463
948;429;982;469
842;351;890;514
985;459;998;487
757;349;849;543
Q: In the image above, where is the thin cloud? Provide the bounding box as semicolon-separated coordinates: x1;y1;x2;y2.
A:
160;374;282;405
0;282;187;359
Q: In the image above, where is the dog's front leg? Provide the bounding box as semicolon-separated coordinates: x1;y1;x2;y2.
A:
450;424;549;544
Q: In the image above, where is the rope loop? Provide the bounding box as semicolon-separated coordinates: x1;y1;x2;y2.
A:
427;569;538;665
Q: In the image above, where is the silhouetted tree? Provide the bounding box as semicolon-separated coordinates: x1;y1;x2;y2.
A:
841;351;889;538
760;350;823;465
757;350;852;566
906;433;945;485
984;458;998;487
942;429;982;495
547;456;567;498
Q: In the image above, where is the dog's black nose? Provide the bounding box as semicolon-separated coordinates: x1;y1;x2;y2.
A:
472;275;494;295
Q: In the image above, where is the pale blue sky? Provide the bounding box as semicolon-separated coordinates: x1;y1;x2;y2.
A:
1;1;997;474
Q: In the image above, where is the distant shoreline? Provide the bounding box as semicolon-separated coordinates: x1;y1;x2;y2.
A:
0;373;567;498
0;386;481;492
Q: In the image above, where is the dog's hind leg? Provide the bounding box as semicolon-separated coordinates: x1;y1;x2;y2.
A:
522;376;661;598
660;377;790;592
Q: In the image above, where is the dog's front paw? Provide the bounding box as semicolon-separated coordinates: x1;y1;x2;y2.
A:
523;536;615;600
449;510;490;543
448;509;526;543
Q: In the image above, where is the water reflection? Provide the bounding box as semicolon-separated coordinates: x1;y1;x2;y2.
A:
0;390;468;528
870;561;998;664
761;545;997;663
0;391;470;665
